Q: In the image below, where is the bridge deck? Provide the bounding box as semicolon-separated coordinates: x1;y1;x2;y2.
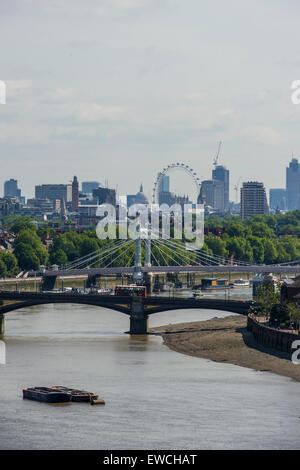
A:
43;265;300;276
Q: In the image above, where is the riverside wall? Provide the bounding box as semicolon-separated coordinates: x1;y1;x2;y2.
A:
247;315;300;353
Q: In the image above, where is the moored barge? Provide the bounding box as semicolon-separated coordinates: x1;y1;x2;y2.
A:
23;387;72;403
51;386;99;402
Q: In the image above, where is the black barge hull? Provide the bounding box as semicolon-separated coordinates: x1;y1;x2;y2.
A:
23;388;72;403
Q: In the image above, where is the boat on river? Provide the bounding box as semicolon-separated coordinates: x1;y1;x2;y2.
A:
51;386;99;402
233;279;250;288
23;387;72;403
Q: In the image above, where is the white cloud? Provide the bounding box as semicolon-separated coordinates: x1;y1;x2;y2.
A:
6;79;33;100
43;88;76;102
57;102;128;122
21;0;156;16
0;122;50;144
241;125;281;144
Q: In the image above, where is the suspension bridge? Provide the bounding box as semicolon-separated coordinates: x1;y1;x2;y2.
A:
43;237;300;285
0;236;299;335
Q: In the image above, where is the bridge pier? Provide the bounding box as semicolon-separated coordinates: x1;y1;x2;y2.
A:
130;297;148;334
130;315;149;335
0;314;4;336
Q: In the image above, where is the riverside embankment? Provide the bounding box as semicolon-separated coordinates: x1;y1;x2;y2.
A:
152;315;300;382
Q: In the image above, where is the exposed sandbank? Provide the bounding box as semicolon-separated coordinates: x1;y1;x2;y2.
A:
151;315;300;382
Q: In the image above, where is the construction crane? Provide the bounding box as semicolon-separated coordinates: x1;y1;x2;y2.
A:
213;141;222;168
234;177;241;203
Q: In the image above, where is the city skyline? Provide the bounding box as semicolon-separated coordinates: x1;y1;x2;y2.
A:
1;1;300;200
1;156;296;207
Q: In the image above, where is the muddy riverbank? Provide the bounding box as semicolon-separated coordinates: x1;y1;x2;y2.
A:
151;315;300;382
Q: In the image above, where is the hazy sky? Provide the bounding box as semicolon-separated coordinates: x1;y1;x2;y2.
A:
1;0;300;201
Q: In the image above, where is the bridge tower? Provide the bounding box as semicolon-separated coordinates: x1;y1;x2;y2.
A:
144;239;153;295
144;239;151;267
133;236;143;284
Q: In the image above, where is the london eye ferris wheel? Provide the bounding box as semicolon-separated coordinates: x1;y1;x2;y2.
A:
152;162;201;204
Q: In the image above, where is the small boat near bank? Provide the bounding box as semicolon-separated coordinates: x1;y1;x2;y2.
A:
23;387;72;403
233;279;250;288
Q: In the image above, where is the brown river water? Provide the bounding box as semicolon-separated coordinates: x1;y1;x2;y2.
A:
0;299;299;450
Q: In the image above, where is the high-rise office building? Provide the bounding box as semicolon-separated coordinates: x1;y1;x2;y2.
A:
158;173;170;193
157;173;171;205
201;179;225;213
212;165;229;213
72;176;79;211
269;188;286;211
82;181;100;194
4;179;21;199
286;158;300;210
240;182;268;220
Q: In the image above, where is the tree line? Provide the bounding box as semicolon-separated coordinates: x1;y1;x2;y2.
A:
1;211;300;274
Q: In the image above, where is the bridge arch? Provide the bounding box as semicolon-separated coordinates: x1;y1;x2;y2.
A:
0;299;131;316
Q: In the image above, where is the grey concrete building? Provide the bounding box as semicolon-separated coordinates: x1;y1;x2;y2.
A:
286;158;300;210
240;181;268;220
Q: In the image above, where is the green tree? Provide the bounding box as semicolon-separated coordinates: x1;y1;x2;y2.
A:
255;284;279;319
49;232;81;262
226;237;253;262
79;237;100;257
37;226;55;242
0;252;19;276
0;259;7;277
14;243;40;270
286;303;300;331
226;223;250;238
205;236;228;258
14;229;49;269
247;236;264;264
10;216;38;234
250;222;274;239
262;239;278;264
50;248;68;266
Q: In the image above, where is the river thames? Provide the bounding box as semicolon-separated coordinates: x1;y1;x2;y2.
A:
0;303;299;449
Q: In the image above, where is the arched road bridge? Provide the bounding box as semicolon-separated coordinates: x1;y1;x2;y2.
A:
0;291;254;335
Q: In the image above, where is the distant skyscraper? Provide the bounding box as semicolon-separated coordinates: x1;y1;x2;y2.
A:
269;189;286;211
201;179;225;213
82;181;100;194
72;176;79;211
4;179;20;198
158;173;170;193
212;165;229;212
240;182;268;220
286;158;300;210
